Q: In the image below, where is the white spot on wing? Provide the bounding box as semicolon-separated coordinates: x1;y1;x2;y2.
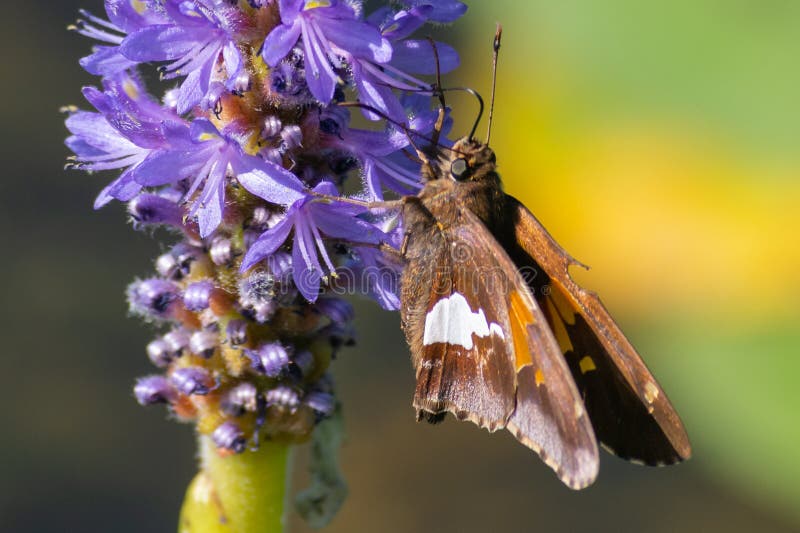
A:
423;293;505;349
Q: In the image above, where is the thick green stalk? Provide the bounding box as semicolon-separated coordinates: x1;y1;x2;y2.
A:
179;436;291;533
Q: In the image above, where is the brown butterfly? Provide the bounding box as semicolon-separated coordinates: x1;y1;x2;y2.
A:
394;27;691;489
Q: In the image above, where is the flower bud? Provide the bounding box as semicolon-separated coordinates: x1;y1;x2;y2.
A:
226;319;248;346
146;338;173;368
189;330;218;358
170;367;214;395
128;194;182;227
247;343;290;378
184;280;214;311
305;390;335;417
127;279;179;318
265;385;300;411
221;383;260;416
209;238;234;266
134;376;177;405
212;421;247;453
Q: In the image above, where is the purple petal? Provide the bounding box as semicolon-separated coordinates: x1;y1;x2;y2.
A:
233;156;305;206
175;56;214;114
406;1;467;23
300;19;337;103
311;206;384;244
292;219;322;302
352;71;406;122
278;0;303;23
94;170;142;209
105;0;161;31
120;25;198;61
132;149;207;186
262;22;301;66
65;111;136;154
380;6;433;40
319;18;392;63
80;45;137;76
240;215;295;272
391;40;459;74
197;162;228;238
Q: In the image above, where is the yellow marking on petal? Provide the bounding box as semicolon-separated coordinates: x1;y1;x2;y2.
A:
132;0;147;15
122;78;140;100
579;356;596;374
644;381;660;404
510;290;535;370
550;281;577;325
546;297;574;353
534;369;545;387
198;132;218;142
305;0;331;9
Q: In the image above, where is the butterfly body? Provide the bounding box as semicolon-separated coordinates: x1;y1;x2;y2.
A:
397;136;691;489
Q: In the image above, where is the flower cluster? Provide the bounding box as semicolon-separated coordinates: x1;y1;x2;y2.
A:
65;0;464;457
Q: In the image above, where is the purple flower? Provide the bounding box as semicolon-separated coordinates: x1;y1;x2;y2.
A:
65;72;183;208
262;0;392;104
130;118;305;237
120;0;249;113
352;6;460;120
66;0;467;503
242;182;385;302
73;1;169;76
322;95;448;199
350;245;401;310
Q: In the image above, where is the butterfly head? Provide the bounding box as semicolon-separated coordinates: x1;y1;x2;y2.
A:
424;136;497;184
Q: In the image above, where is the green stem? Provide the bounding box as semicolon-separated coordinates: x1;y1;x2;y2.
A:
179;435;292;533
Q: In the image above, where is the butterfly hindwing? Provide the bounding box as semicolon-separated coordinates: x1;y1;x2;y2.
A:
401;202;599;488
502;194;692;464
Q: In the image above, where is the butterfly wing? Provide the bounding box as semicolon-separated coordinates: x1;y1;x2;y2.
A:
503;194;692;465
401;202;599;488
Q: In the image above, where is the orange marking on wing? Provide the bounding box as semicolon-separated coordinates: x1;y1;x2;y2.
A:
545;297;575;354
509;290;535;371
579;356;597;374
549;281;578;325
535;368;545;386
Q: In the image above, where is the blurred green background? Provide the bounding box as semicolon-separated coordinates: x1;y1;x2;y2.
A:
1;1;798;531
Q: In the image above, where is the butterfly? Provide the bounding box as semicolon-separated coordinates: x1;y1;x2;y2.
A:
394;27;691;489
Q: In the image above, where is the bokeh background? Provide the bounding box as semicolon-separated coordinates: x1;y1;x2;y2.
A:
1;1;798;532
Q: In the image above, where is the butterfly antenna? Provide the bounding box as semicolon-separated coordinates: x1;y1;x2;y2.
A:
486;24;502;145
462;87;484;141
426;36;447;146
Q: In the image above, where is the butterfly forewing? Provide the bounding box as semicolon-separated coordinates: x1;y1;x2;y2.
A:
502;195;692;464
401;203;599;488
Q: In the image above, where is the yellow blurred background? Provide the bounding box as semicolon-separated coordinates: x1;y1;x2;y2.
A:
1;1;798;532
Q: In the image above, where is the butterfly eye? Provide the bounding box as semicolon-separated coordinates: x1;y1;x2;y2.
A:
450;158;469;180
